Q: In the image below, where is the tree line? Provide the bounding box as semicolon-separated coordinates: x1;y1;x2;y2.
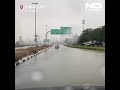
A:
77;25;105;45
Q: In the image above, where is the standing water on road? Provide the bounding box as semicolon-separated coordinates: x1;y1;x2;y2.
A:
15;45;105;89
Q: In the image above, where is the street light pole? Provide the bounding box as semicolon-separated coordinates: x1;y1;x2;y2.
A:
35;7;36;37
32;3;38;46
44;31;51;45
46;31;51;40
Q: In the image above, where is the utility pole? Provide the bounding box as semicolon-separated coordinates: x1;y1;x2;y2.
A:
32;2;38;46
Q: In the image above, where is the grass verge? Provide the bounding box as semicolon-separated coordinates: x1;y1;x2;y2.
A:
65;45;105;51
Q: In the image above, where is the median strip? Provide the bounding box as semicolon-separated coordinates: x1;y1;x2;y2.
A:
15;45;52;66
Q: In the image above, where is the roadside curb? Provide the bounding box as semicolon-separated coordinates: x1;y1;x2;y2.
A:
15;48;48;67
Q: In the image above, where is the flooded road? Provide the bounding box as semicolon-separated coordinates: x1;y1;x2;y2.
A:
15;45;105;89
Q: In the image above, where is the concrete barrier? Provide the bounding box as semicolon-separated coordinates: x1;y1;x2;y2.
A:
18;60;23;63
28;56;31;59
22;57;28;60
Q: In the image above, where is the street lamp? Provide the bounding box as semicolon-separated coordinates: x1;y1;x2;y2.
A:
46;31;51;40
32;3;38;46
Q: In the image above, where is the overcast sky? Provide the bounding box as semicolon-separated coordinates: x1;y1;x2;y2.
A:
15;0;105;42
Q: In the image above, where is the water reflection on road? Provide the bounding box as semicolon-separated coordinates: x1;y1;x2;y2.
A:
15;45;105;89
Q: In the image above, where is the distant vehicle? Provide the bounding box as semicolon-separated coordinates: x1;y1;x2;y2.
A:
55;44;59;49
84;42;92;46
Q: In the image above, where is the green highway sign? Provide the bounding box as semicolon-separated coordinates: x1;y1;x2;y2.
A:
61;27;72;34
51;29;61;34
51;27;72;35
